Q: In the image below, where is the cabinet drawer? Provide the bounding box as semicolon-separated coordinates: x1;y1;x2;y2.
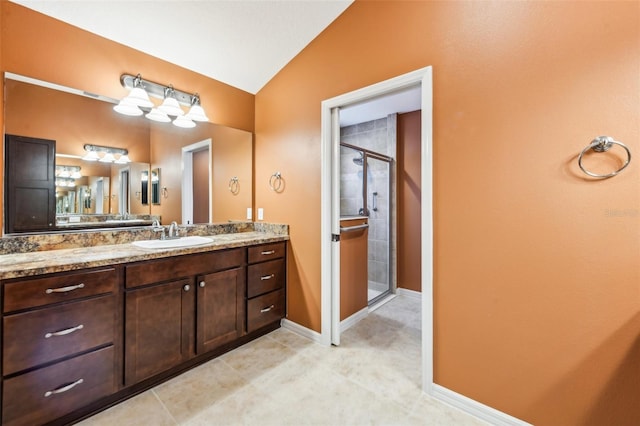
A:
247;288;285;333
247;259;285;298
126;248;245;288
248;242;285;264
3;295;115;375
2;346;115;426
3;267;116;313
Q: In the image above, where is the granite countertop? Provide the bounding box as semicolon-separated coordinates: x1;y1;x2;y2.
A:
0;231;288;280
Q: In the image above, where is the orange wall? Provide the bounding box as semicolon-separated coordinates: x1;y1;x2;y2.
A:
255;1;639;425
397;110;421;292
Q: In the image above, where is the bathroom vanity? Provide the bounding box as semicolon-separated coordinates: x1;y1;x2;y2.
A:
0;224;287;426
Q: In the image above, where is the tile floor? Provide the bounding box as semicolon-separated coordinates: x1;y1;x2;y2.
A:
79;295;486;426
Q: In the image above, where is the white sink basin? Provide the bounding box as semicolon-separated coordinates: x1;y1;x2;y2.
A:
132;236;214;249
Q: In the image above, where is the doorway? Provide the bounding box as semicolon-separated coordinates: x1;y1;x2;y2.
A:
320;66;433;390
182;139;212;225
119;169;130;216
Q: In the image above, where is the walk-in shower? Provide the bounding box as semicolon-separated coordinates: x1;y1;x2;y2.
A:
340;142;393;305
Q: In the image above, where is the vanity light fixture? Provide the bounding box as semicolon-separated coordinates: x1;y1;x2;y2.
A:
55;177;76;187
83;144;131;164
185;94;209;122
116;73;209;128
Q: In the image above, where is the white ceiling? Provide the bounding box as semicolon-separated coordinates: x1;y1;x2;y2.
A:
11;0;421;126
11;0;353;95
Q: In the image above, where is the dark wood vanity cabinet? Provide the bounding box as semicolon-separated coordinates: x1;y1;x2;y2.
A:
0;241;286;425
246;242;287;333
123;248;247;386
1;267;119;426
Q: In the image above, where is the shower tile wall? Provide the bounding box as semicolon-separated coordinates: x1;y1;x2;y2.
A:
340;115;397;295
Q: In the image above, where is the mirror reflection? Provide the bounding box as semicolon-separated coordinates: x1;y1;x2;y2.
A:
3;73;253;234
151;168;160;205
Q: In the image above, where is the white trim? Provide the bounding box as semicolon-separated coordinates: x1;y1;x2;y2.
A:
396;287;421;300
280;319;325;345
432;385;533;426
339;307;368;333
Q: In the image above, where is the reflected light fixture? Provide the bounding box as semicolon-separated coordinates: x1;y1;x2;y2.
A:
83;144;131;164
115;73;209;128
56;165;82;179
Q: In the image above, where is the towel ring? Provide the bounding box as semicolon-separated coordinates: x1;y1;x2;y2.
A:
228;177;239;195
269;172;283;192
578;136;631;179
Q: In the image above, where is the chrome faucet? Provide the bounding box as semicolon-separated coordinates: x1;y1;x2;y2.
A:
151;220;166;240
168;221;180;239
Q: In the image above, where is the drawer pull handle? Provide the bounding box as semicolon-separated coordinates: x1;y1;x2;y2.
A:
260;304;275;313
44;324;84;339
44;378;84;397
261;250;276;255
45;283;85;294
260;274;275;281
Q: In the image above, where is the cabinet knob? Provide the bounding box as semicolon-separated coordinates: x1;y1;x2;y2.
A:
199;281;205;288
183;284;190;292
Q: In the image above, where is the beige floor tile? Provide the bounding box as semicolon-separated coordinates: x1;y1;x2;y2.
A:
77;390;176;426
154;359;251;423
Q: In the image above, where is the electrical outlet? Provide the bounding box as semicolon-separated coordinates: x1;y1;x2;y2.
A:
247;207;252;220
257;208;264;221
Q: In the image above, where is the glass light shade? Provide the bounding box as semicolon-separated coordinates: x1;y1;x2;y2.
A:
58;169;70;178
71;171;82;179
114;154;131;164
126;87;154;108
173;115;196;128
113;98;143;116
145;108;171;123
99;152;116;163
158;96;184;116
186;104;209;122
82;151;100;161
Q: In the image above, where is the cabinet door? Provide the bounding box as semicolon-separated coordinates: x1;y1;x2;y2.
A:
124;279;194;386
196;268;245;354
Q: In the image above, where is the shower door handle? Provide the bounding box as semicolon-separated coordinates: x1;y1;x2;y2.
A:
339;224;369;233
371;192;378;212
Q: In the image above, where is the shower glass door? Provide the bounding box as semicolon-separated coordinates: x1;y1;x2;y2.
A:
340;143;392;305
339;145;365;217
366;155;391;304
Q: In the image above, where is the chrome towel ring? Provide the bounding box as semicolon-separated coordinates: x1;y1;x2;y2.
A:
228;177;239;195
578;136;631;179
269;172;283;192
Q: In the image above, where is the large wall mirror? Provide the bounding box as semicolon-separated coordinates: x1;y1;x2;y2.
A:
3;73;253;234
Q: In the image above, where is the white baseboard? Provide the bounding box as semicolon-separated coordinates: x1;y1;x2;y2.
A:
340;307;368;333
432;384;532;426
280;319;326;345
397;287;421;299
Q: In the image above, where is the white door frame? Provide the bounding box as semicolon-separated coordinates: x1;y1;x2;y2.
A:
181;139;212;225
320;66;433;391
